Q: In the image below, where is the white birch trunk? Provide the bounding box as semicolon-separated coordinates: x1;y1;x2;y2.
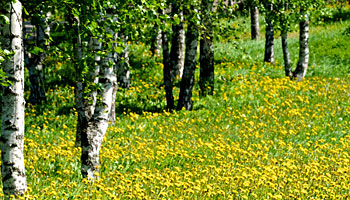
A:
281;32;292;77
293;11;309;81
170;2;185;79
81;57;116;179
106;14;118;124
0;1;27;196
81;11;117;179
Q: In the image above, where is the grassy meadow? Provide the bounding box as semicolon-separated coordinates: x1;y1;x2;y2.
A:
1;9;350;200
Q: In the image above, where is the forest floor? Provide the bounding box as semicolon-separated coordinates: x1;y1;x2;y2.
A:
3;18;350;199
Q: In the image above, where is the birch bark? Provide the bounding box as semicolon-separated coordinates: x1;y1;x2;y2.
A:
170;2;185;79
250;5;260;40
150;26;162;57
80;10;117;179
0;1;27;196
177;20;199;111
293;11;309;81
281;32;292;77
81;52;116;179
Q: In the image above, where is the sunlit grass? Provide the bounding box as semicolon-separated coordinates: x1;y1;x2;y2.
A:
3;57;348;199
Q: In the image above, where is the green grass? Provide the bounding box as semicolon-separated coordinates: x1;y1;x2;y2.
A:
215;20;350;78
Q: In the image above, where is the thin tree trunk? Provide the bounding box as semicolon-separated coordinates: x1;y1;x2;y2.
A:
0;1;27;197
70;15;88;148
24;15;49;105
177;20;199;111
116;34;130;88
170;2;185;79
162;28;174;110
199;0;215;96
250;5;260;40
150;26;162;57
264;3;274;63
264;21;274;63
109;81;118;124
108;16;118;125
281;31;292;77
293;11;309;81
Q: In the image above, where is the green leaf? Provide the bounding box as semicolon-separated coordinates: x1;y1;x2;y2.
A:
29;47;44;55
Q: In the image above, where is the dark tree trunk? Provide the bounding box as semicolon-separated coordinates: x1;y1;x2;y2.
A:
264;3;274;63
264;21;274;63
293;11;309;81
177;21;199;111
199;0;214;96
250;5;260;40
24;20;47;105
116;34;130;88
170;2;186;79
70;15;87;148
162;27;174;110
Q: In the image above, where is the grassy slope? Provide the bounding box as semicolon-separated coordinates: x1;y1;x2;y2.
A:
1;18;350;200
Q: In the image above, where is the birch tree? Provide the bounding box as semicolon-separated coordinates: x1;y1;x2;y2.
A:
248;0;260;40
170;1;186;79
0;0;27;197
293;8;309;81
275;1;292;77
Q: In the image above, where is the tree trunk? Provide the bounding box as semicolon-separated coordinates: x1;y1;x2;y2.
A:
24;13;50;105
107;16;118;125
293;11;309;81
281;31;292;78
177;20;199;111
170;2;185;79
199;0;215;96
70;15;92;148
150;26;162;57
116;34;130;89
162;29;175;110
264;3;274;63
0;1;27;197
109;81;118;124
250;5;260;40
81;52;116;180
